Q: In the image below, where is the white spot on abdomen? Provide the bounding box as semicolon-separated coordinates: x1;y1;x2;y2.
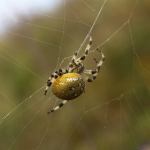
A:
66;77;79;82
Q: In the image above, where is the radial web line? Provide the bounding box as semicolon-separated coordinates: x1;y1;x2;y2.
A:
7;98;51;150
81;0;95;11
133;89;150;122
94;0;139;50
101;103;108;149
77;82;146;115
119;101;122;146
16;20;63;32
0;84;46;125
65;3;82;22
15;20;81;44
128;23;143;69
1;29;60;47
0;92;15;106
95;21;128;50
34;98;59;149
0;95;50;129
55;0;66;71
77;0;107;53
29;11;90;25
61;114;84;150
0;47;45;81
125;96;149;140
64;2;91;26
120;102;138;148
34;2;66;149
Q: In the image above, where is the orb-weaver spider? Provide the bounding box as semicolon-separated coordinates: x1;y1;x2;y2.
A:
45;34;105;114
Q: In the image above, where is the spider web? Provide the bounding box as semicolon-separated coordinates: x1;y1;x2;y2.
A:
0;0;150;150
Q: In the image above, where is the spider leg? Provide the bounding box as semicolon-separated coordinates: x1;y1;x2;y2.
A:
83;70;97;74
68;52;78;72
83;49;105;82
45;69;67;95
71;52;78;63
75;34;92;64
68;34;92;73
47;100;68;114
45;78;54;95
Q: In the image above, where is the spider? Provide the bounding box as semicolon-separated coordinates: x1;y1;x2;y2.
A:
45;34;105;114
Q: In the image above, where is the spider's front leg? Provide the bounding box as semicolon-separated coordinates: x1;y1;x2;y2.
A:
68;51;78;72
75;34;92;65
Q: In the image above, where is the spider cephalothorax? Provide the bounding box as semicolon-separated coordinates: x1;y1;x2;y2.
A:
45;35;105;114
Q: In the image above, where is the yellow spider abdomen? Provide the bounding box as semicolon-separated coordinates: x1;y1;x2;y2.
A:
52;73;85;100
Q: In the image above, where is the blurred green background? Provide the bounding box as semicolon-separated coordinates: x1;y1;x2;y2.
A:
0;0;150;150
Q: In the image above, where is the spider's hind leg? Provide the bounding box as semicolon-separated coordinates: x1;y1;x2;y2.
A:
83;49;105;82
47;100;68;114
